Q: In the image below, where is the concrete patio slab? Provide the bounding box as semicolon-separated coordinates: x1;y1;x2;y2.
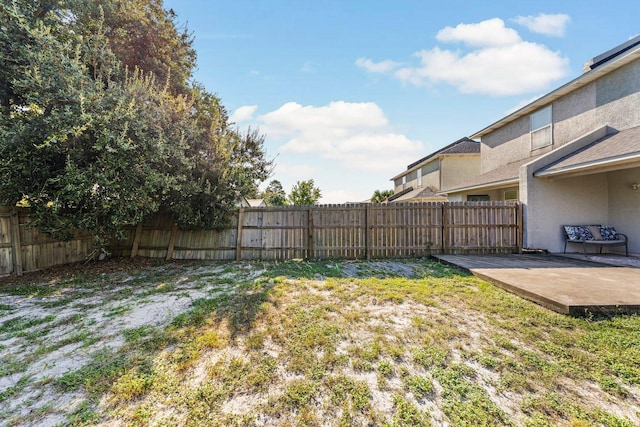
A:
432;254;640;315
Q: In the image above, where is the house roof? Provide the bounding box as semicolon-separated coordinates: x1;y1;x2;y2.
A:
388;186;445;202
406;137;480;170
441;156;539;194
471;36;640;139
534;126;640;178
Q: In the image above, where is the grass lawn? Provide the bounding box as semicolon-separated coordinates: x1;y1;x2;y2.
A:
1;258;639;426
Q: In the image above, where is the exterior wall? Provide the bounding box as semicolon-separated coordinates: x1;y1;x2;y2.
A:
447;186;518;202
441;155;481;190
523;174;608;252
607;167;640;254
480;58;640;174
422;164;440;190
393;160;440;193
478;58;640;253
480;117;531;173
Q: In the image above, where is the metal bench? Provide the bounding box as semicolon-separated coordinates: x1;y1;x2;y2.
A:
563;225;628;257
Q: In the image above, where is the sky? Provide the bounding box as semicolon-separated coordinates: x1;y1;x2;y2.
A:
163;0;640;204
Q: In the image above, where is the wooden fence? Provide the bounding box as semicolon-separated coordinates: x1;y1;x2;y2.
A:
1;202;521;276
0;206;94;276
110;202;522;261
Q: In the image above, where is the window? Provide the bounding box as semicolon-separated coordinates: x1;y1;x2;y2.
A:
417;168;422;187
467;195;490;201
402;176;406;190
530;105;552;150
504;190;518;201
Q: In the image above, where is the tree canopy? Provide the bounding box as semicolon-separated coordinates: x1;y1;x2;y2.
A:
288;180;322;206
0;0;271;245
262;180;288;206
371;189;394;203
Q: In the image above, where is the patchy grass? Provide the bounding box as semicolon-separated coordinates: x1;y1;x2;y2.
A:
1;258;639;426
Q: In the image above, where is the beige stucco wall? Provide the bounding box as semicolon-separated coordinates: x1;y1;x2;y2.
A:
523;168;640;255
441;155;481;190
480;58;640;174
446;186;518;202
523;173;608;252
478;58;640;254
422;166;440;190
393;161;439;193
607;167;640;254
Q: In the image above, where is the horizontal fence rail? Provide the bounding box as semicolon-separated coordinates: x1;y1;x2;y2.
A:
1;202;522;276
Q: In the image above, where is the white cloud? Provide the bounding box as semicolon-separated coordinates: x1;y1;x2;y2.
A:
258;101;424;173
436;18;521;47
230;105;258;123
513;13;570;37
361;17;569;96
396;42;568;95
355;57;402;73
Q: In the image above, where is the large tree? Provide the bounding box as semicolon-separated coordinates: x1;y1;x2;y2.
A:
0;0;270;245
288;180;322;206
262;180;288;206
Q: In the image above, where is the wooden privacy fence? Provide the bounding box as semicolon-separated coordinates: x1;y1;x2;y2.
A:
1;202;521;275
0;206;94;276
110;202;522;261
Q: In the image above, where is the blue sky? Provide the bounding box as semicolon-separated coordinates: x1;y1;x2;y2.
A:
164;0;639;203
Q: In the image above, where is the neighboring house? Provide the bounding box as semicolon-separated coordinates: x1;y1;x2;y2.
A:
246;198;267;207
238;198;267;208
443;35;640;255
388;137;480;203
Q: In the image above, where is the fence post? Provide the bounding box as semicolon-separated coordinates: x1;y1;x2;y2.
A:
236;208;244;261
365;204;372;260
307;208;315;259
130;222;143;257
517;202;523;254
10;209;23;276
166;223;178;261
441;203;447;254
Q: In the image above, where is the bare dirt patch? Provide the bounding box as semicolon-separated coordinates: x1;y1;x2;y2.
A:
1;258;639;426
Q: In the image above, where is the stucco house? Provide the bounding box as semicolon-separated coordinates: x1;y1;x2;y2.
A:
388;137;480;202
442;36;640;255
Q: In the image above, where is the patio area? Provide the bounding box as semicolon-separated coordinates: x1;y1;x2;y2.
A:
433;253;640;315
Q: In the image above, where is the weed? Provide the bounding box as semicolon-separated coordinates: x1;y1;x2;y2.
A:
0;314;56;336
434;364;510;426
412;346;448;369
403;375;433;400
326;375;372;411
111;369;153;401
66;399;100;426
0;375;30;403
105;304;132;318
388;394;430;427
0;354;27;376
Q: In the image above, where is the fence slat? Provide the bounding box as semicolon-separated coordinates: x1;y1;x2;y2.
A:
10;210;23;276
